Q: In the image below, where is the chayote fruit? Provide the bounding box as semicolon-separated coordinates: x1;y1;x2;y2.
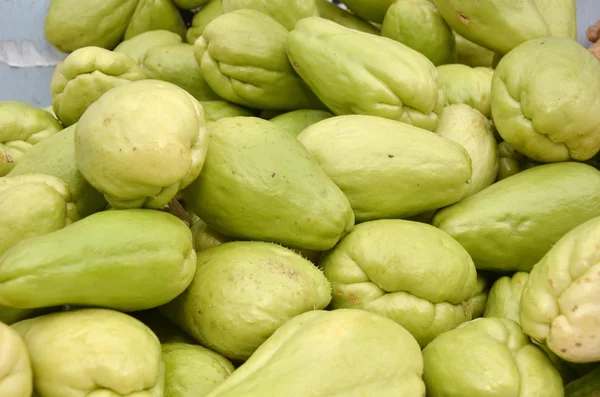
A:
564;365;600;397
50;47;147;127
297;115;471;221
432;0;550;55
520;215;600;363
453;32;495;68
163;343;234;397
437;64;493;118
200;101;255;122
484;272;530;323
287;17;445;131
195;10;323;110
125;0;187;40
382;0;456;66
0;101;63;177
0;321;32;397
205;309;425;397
433;162;600;272
269;109;334;138
191;217;230;251
320;219;484;347
44;0;140;52
114;29;183;63
186;0;224;44
315;0;380;35
160;241;332;361
8;125;107;218
174;0;212;9
183;116;354;251
75;80;208;209
491;37;600;163
221;0;319;31
0;174;78;257
533;0;577;39
132;310;197;344
0;209;196;312
141;43;220;101
12;308;165;397
435;104;498;197
422;317;563;397
41;106;59;120
339;0;395;23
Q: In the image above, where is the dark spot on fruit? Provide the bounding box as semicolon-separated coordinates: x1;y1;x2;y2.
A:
132;147;137;151
549;279;555;287
572;305;578;312
232;170;236;174
561;348;567;353
348;293;359;304
458;12;469;25
575;342;582;347
103;118;112;126
293;63;299;68
271;172;276;177
388;154;394;158
336;291;343;297
119;149;122;152
6;153;13;163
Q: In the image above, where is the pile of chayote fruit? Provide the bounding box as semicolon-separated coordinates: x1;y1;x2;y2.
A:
1;0;600;396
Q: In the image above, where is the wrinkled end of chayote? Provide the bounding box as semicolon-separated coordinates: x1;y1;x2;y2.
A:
491;37;600;163
0;322;32;397
0;174;78;257
114;29;183;64
483;271;529;324
221;0;320;31
423;317;564;396
50;46;147;127
520;216;600;364
186;0;224;44
0;101;63;176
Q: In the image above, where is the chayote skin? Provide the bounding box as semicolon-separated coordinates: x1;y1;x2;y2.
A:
205;309;425;397
320;219;485;348
0;209;196;312
114;30;183;63
8;125;107;218
0;322;32;397
75;80;208;209
287;17;445;131
195;10;323;110
297;115;471;221
124;0;186;40
435;104;498;197
269;109;334;138
484;272;530;323
50;47;147;127
183;117;354;252
186;0;224;44
221;0;319;31
433;162;600;272
174;0;211;9
200;101;255;122
454;32;495;68
422;317;563;397
0;308;39;326
437;64;494;118
163;343;234;397
44;0;140;52
382;0;456;66
141;43;220;101
0;101;63;176
533;0;577;39
491;37;600;163
520;216;600;364
339;0;395;23
315;0;380;35
160;241;332;361
0;174;78;257
12;309;165;397
432;0;550;55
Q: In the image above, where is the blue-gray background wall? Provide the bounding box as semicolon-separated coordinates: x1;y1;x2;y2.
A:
1;0;598;107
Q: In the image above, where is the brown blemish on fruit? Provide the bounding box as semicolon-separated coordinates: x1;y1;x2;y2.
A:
348;293;359;304
388;154;394;158
575;342;582;347
457;12;469;25
271;172;276;177
572;305;578;312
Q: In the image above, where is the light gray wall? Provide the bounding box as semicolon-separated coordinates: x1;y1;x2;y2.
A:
0;0;598;107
